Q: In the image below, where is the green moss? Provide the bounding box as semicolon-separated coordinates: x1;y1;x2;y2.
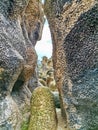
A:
28;86;57;130
21;120;29;130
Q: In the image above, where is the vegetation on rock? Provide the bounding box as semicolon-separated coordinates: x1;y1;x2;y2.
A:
28;86;58;130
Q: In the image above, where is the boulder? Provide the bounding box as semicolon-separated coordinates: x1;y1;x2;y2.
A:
28;86;58;130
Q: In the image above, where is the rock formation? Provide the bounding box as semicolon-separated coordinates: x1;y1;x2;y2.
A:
45;0;98;129
1;0;98;129
0;0;44;129
38;56;57;91
28;86;57;130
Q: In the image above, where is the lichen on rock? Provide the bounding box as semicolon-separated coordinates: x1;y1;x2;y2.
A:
45;0;98;129
28;86;58;130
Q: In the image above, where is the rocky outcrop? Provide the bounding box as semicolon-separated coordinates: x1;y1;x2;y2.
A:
38;56;57;90
0;0;44;129
45;0;98;129
28;86;57;130
1;0;98;129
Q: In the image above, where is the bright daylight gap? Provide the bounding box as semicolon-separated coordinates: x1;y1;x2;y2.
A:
35;18;52;61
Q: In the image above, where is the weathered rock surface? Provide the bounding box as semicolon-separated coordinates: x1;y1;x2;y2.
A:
1;0;98;129
0;96;21;130
38;56;57;90
0;0;44;129
45;0;98;129
28;86;57;130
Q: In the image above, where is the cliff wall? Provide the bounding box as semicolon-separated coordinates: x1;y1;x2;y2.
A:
0;0;44;129
45;0;98;129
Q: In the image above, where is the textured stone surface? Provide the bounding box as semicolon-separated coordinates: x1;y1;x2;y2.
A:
38;56;57;92
28;86;57;130
0;96;21;130
28;68;38;92
45;0;98;129
0;0;44;129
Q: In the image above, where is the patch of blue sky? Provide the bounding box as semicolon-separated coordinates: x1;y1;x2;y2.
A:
45;19;48;25
41;0;45;4
35;19;52;61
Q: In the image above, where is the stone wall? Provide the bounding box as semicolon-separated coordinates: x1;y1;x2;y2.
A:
45;0;98;129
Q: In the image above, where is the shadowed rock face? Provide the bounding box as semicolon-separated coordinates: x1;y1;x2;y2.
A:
45;0;98;129
0;0;44;129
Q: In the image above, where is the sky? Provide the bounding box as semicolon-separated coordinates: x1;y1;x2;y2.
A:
35;19;52;61
41;0;45;4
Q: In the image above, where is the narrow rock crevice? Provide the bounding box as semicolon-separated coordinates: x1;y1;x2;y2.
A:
0;0;98;130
